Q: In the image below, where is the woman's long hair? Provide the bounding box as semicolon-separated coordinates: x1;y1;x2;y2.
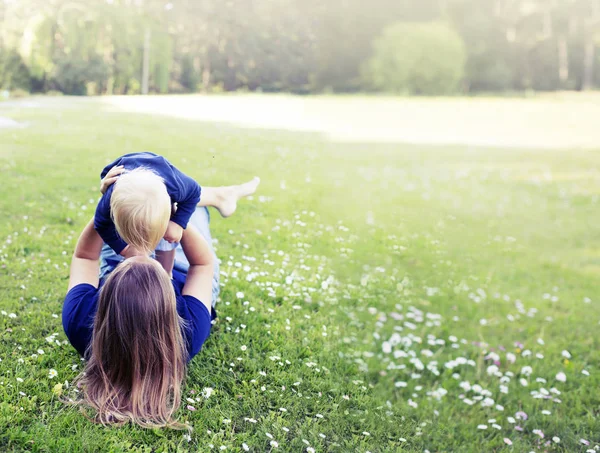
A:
68;258;188;429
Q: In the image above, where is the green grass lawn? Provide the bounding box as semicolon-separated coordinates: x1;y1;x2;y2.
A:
0;96;599;452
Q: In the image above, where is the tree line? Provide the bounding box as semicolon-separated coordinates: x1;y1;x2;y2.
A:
1;0;599;95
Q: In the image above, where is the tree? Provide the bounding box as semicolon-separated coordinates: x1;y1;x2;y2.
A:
0;0;599;94
363;21;467;94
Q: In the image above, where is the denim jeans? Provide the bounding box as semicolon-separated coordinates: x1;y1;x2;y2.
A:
99;206;220;306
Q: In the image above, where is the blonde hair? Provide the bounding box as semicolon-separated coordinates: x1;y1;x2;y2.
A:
110;168;171;254
67;258;189;429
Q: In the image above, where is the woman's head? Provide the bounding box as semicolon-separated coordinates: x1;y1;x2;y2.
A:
73;257;188;429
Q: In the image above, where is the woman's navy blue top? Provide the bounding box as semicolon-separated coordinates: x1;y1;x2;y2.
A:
62;269;216;363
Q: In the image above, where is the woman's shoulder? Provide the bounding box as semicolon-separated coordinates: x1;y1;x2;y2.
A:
63;283;99;319
173;280;216;361
62;283;100;357
171;270;216;321
65;283;98;301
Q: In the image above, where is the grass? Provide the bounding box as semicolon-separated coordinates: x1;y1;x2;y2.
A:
0;96;599;452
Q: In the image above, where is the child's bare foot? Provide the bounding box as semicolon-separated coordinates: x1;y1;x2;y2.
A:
214;177;260;218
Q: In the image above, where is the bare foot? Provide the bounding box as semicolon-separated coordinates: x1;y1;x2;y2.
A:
215;177;260;217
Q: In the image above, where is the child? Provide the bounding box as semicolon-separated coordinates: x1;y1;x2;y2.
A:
94;152;201;275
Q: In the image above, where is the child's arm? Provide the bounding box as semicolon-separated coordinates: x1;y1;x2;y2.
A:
94;167;129;256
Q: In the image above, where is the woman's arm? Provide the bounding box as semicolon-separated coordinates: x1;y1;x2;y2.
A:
68;218;104;291
180;224;214;312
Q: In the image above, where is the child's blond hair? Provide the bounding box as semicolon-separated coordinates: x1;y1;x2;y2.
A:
110;168;171;254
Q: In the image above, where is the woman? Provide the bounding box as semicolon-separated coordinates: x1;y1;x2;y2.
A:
62;178;259;429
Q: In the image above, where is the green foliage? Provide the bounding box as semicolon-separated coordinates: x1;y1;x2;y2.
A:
0;48;31;91
364;22;466;94
9;88;30;98
179;55;200;92
152;30;172;94
27;16;56;88
528;39;561;91
109;10;145;95
127;79;142;95
448;3;516;92
50;53;109;95
0;0;599;94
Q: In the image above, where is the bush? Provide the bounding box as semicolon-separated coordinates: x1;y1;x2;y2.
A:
464;45;515;92
448;7;516;92
180;55;200;92
363;22;467;95
10;88;30;98
0;48;32;91
126;79;141;95
51;54;108;95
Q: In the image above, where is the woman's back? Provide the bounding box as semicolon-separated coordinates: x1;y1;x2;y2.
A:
72;258;188;427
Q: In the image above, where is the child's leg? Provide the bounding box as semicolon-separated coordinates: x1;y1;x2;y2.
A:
154;238;177;276
100;243;125;280
198;177;260;218
155;249;175;277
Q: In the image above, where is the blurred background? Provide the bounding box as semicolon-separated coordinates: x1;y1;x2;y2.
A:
1;0;600;97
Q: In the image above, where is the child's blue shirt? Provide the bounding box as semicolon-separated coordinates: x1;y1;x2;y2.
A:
94;152;201;254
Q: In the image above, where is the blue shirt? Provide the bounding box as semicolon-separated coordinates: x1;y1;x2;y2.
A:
62;269;216;363
94;152;201;254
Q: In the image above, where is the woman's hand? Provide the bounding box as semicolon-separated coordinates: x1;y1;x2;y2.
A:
100;165;125;194
164;221;184;243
